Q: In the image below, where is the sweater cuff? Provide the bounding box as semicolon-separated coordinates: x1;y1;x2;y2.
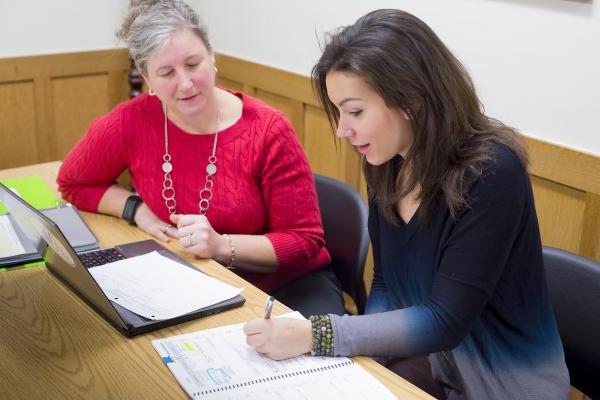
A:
330;313;378;357
265;231;306;270
64;184;113;213
331;314;347;357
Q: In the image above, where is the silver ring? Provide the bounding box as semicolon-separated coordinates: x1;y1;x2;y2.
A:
186;233;192;247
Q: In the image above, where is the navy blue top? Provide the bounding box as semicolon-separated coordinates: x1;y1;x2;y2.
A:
331;144;569;399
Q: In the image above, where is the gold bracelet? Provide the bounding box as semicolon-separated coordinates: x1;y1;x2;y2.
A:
224;234;236;270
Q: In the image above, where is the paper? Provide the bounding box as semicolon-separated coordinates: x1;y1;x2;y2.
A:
0;176;60;215
152;312;397;399
89;251;243;320
0;215;26;258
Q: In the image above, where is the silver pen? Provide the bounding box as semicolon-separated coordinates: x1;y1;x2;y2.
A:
264;295;275;319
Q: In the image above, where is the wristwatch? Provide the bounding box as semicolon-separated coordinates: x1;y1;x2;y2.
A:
122;194;143;225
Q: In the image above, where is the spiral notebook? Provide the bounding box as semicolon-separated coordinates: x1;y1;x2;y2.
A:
152;312;396;399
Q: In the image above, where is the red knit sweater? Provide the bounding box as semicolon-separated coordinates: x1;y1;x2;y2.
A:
57;92;330;292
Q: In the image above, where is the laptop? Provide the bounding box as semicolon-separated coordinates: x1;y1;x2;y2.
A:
0;183;245;337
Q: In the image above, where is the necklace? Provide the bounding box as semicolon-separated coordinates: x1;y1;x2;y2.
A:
161;104;220;216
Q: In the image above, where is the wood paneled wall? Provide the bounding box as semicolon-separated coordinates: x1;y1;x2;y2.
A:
0;49;130;170
1;49;598;267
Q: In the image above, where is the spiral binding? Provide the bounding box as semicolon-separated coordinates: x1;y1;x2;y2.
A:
192;360;355;397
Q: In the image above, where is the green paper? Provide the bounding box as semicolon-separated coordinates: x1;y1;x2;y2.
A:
0;176;60;215
0;260;46;272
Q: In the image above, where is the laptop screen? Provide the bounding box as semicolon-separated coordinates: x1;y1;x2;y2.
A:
0;184;46;257
0;183;78;267
0;182;127;329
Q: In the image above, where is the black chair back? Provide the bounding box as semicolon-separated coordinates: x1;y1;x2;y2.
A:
314;174;368;314
543;246;600;399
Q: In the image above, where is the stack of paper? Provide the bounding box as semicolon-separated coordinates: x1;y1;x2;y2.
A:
0;215;27;258
89;251;243;320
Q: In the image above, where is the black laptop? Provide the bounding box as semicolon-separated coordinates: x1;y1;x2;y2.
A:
0;183;245;337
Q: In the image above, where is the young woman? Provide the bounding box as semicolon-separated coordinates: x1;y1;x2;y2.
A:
243;9;569;399
57;0;344;317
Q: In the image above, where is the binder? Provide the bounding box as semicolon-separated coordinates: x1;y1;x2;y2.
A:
0;176;98;268
41;205;98;252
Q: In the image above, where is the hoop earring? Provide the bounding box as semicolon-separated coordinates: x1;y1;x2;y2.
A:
149;88;156;96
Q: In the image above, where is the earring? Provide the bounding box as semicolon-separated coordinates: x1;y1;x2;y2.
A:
149;88;156;96
214;65;218;73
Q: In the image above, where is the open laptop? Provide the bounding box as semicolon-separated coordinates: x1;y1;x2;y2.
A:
0;183;245;337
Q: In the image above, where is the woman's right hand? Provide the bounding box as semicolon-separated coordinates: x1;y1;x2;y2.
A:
133;203;171;242
243;318;313;361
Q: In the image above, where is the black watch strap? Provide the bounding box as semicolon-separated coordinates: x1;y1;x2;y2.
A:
122;195;143;225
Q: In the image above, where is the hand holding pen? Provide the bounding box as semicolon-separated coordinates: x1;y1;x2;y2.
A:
243;295;314;361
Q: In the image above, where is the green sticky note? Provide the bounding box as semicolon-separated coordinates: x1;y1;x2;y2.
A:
0;176;60;214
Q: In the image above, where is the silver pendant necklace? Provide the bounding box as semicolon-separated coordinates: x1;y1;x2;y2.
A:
161;104;220;216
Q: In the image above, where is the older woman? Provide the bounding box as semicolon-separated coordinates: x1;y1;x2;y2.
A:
57;0;344;317
243;9;569;400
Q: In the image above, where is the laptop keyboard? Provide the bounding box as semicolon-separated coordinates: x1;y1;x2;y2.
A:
79;248;126;268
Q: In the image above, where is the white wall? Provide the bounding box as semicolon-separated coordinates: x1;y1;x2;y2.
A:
194;0;600;156
0;0;126;57
2;0;598;155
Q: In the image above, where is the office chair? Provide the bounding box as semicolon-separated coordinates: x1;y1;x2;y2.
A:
314;174;368;314
542;246;600;399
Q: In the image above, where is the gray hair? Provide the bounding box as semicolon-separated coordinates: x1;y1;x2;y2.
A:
116;0;212;74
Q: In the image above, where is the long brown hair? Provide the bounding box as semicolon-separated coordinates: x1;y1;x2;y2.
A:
312;9;527;224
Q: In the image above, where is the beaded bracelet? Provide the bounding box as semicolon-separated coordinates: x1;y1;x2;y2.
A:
224;234;236;270
309;315;334;356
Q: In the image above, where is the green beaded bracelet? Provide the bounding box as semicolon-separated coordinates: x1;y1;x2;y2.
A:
309;315;334;356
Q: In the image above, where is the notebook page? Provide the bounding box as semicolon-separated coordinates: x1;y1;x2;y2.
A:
195;362;397;400
152;312;396;399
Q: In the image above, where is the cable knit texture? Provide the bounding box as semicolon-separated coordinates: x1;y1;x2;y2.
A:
57;91;330;292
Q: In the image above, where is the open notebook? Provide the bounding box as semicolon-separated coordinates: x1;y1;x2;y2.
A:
152;312;396;399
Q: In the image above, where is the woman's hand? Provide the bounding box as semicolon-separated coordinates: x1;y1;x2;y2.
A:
133;203;171;242
243;318;313;361
168;214;228;259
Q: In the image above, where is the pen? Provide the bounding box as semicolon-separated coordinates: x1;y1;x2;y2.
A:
264;295;275;319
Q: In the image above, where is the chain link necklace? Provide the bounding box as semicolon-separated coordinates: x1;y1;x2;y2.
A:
161;104;220;216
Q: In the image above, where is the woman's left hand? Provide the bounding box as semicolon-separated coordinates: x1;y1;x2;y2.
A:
168;214;227;259
243;318;313;361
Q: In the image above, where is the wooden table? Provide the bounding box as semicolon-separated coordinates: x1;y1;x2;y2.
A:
0;162;433;399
